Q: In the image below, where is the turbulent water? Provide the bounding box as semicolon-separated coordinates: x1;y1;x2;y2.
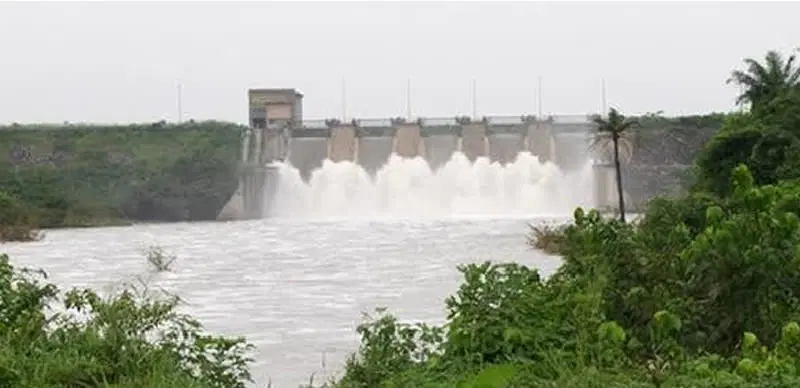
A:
268;151;595;220
2;217;563;388
2;148;599;387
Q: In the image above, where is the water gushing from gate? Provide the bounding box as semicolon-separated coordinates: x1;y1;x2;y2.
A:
266;151;594;220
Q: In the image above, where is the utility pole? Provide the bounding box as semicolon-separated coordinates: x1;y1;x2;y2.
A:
406;78;412;120
177;82;183;124
601;78;607;116
341;78;347;121
537;76;543;119
471;78;477;119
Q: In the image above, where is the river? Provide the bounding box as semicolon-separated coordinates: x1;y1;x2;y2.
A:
1;216;564;387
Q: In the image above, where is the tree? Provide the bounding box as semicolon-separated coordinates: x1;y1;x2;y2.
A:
693;126;765;196
760;86;800;135
593;108;638;222
727;49;800;114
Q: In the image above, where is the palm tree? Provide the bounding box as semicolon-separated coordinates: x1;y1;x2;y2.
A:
727;50;800;113
592;108;638;223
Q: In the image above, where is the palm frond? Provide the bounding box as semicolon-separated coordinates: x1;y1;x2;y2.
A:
589;128;634;163
743;57;770;81
727;50;800;109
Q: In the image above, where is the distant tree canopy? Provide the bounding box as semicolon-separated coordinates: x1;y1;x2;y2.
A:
0;121;245;227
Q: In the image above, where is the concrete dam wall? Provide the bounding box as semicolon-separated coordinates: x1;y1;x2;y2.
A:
219;115;624;220
283;117;588;180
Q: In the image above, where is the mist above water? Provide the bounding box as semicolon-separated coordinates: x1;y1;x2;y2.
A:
266;151;595;220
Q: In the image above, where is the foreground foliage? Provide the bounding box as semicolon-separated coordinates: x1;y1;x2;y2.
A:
330;165;800;387
0;253;254;388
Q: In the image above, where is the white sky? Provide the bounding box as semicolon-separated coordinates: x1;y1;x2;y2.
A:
1;1;798;125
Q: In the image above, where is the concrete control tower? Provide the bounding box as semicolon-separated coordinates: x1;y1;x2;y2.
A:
248;88;304;128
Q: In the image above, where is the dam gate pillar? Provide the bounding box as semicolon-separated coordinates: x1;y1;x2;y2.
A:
392;123;426;158
328;124;358;163
460;122;488;162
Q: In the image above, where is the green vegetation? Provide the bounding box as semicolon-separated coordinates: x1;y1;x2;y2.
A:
0;121;244;233
0;252;254;388
329;167;800;387
525;223;567;255
0;191;42;242
320;48;800;387
3;48;800;387
694;49;800;196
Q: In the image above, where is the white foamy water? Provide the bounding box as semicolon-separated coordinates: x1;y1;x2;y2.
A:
1;218;563;388
268;151;594;220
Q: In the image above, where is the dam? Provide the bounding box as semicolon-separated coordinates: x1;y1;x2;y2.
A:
218;88;618;220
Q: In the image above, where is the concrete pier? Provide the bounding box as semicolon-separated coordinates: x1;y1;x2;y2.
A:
328;124;358;163
460;122;488;162
393;123;425;158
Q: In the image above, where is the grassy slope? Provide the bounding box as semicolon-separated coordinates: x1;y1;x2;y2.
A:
0;122;244;227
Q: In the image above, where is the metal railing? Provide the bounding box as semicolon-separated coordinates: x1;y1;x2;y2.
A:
295;114;592;128
549;114;594;124
300;119;328;129
356;118;393;127
419;117;457;126
486;116;524;125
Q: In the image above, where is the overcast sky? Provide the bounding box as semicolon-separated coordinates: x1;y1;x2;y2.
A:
1;1;798;125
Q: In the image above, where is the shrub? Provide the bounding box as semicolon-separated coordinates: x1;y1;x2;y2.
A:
336;308;444;388
0;253;254;388
693;125;765;196
0;191;42;242
144;245;178;272
526;223;568;255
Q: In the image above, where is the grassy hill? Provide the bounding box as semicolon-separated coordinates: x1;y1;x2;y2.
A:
0;121;244;228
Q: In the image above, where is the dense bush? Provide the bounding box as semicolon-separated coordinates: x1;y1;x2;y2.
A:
0;253;254;388
0;121;244;229
330;166;800;387
0;191;41;242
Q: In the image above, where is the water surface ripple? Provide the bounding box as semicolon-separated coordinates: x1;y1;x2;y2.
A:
1;217;562;387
